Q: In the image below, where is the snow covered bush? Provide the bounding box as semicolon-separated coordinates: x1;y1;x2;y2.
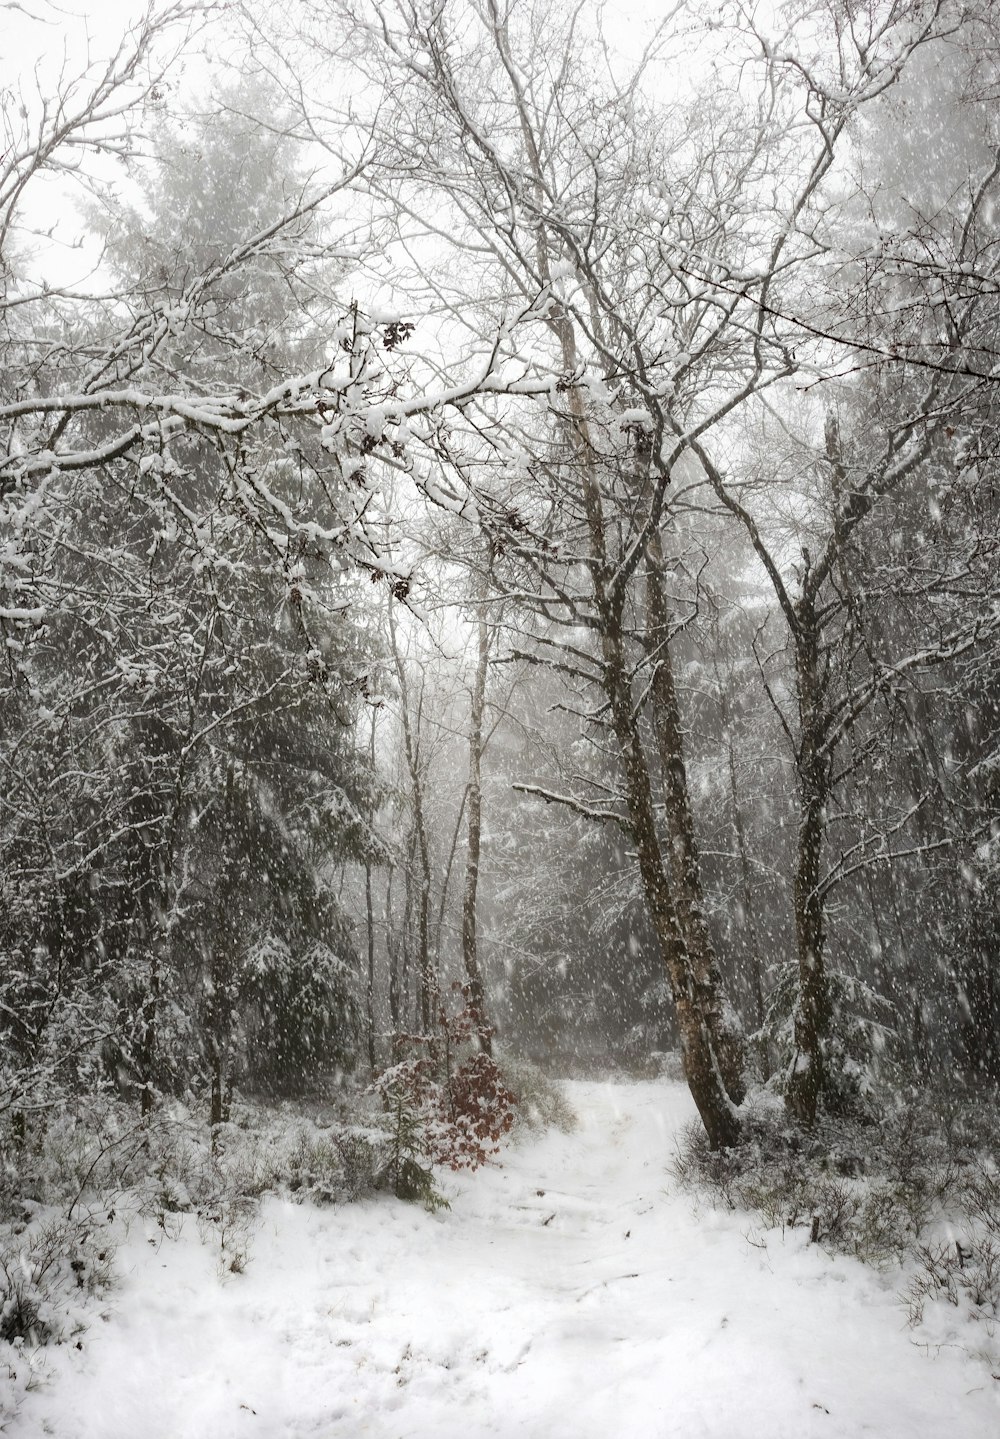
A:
331;1127;395;1201
907;1237;1000;1331
195;1193;260;1277
499;1057;576;1135
281;1124;392;1205
283;1132;344;1205
672;1081;1000;1370
0;1211;115;1422
0;1217;113;1346
135;1098;397;1221
19;1104;153;1211
0;1098;183;1225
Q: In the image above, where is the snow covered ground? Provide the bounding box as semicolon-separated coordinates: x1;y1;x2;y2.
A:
7;1080;999;1439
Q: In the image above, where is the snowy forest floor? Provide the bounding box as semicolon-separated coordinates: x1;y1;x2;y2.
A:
7;1079;1000;1439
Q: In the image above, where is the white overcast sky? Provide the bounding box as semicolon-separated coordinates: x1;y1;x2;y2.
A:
6;0;220;284
7;0;159;82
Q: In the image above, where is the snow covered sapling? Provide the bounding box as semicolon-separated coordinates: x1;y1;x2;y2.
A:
763;963;896;1118
374;1050;448;1211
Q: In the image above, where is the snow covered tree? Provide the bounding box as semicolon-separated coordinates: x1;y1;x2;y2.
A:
0;2;562;1124
258;0;960;1143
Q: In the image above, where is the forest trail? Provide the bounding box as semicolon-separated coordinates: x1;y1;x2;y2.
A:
10;1080;1000;1439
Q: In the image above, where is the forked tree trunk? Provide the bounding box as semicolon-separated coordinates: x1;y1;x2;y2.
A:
645;539;746;1104
605;648;743;1149
548;336;741;1146
583;564;739;1147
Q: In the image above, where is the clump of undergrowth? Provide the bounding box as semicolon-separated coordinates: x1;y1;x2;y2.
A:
904;1148;1000;1371
0;1212;116;1424
672;1085;1000;1369
0;1215;114;1346
673;1092;958;1264
371;1003;520;1211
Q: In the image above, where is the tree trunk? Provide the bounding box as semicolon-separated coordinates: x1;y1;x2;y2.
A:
616;704;743;1148
389;602;436;1036
205;937;232;1132
138;852;169;1117
545;317;741;1147
722;690;768;1074
208;764;238;1132
461;543;494;1055
365;863;377;1071
386;864;401;1034
137;950;159;1118
785;612;832;1126
364;711;378;1072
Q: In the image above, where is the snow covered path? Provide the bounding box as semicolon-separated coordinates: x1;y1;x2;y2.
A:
10;1080;1000;1439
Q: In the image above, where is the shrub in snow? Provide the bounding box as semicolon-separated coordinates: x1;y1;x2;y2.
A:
672;1093;952;1265
284;1126;393;1205
9;1218;113;1332
155;1112;313;1272
903;1152;1000;1365
134;1096;399;1221
195;1192;259;1276
498;1057;576;1135
0;1214;114;1367
1;1099;141;1214
962;1153;1000;1237
332;1128;394;1201
284;1132;344;1205
674;1085;1000;1370
442;1049;519;1166
907;1236;1000;1332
